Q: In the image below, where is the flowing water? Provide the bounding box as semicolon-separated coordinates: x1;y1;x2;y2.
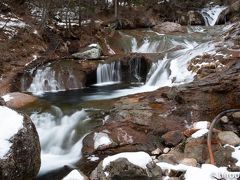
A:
200;5;227;26
20;23;231;178
96;61;121;86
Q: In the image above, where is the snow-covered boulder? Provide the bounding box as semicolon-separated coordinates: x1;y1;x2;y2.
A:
0;106;40;179
91;152;162;179
72;44;102;60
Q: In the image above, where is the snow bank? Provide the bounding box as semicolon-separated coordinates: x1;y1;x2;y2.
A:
0;106;24;159
102;151;152;170
157;162;240;180
93;132;113;149
63;170;85;180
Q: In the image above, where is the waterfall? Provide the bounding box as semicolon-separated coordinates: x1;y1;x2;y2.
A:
130;58;142;83
146;42;215;87
200;5;227;26
96;61;121;86
28;67;62;95
30;108;88;174
131;37;160;53
26;66;82;95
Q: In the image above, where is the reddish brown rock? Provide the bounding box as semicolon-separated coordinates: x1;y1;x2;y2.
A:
153;22;186;34
162;131;185;147
2;92;37;109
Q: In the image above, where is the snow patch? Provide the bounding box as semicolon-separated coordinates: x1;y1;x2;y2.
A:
191;129;209;138
93;132;112;149
157;162;240;180
0;106;24;159
1;94;14;102
193;121;209;129
63;170;85;180
102;152;152;170
87;155;99;162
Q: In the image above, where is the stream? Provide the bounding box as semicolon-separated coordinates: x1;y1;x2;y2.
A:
19;6;230;178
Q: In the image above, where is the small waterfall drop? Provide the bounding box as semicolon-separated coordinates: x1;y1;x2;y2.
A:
131;37;160;53
96;61;121;86
130;58;142;83
28;67;62;95
146;42;215;87
200;5;227;26
31;108;88;174
26;65;82;95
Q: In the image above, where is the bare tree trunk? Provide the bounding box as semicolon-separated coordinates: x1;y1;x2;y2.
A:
114;0;119;20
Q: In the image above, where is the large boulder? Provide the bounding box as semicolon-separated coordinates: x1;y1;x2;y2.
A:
153;22;186;34
72;44;102;60
91;152;162;180
0;106;41;180
1;92;37;109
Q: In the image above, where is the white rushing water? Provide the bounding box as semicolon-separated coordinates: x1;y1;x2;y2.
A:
30;107;88;174
28;67;63;95
27;66;81;95
82;41;215;101
200;5;227;26
95;61;121;86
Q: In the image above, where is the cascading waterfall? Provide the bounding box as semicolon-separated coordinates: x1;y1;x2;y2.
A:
200;5;227;26
146;42;215;87
96;61;121;86
26;66;82;95
30;107;88;174
28;67;62;95
131;38;160;53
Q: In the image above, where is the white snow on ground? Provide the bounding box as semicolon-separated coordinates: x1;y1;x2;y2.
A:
157;162;240;180
191;121;210;138
93;132;112;149
1;94;14;102
226;145;240;167
63;170;85;180
191;129;209;138
102;152;152;170
232;146;240;167
87;155;100;162
0;106;24;159
193;121;209;129
0;14;26;38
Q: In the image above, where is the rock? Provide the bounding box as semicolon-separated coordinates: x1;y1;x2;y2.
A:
96;157;151;179
1;92;37;109
232;111;240;125
153;22;186;34
179;158;197;167
0;107;41;179
151;148;162;155
220;116;229;123
0;97;6;106
158;149;184;164
162;130;185;147
163;147;170;154
211;146;236;167
184;137;208;163
186;11;205;25
72;44;102;60
146;161;162;178
218;131;240;146
228;48;240;58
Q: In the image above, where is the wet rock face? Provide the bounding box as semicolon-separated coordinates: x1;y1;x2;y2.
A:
153;22;186;34
0;113;41;180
